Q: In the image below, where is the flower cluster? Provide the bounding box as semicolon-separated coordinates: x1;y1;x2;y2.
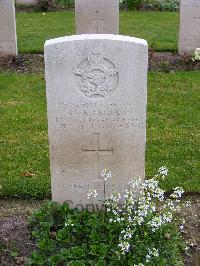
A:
85;167;188;262
170;187;184;199
158;165;168;177
86;189;97;200
101;168;112;181
146;248;159;262
192;48;200;62
91;167;188;262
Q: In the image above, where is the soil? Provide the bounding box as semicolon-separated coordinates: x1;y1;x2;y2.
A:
0;200;45;266
0;54;45;74
0;196;199;266
149;52;200;72
181;195;200;266
15;5;73;13
0;52;200;75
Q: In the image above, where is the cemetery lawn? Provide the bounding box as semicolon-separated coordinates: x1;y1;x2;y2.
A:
0;72;199;199
16;11;179;54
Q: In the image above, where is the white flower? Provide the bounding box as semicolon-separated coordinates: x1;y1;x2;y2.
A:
163;212;173;223
146;254;151;262
180;225;184;231
118;241;131;253
158;166;168;177
128;176;142;191
146;248;159;262
185;246;190;251
65;219;74;227
86;189;98;199
152;248;159;257
101;169;112;181
170;187;184;199
184;201;191;207
192;48;200;61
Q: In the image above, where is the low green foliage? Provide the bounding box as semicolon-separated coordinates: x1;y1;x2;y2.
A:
36;0;56;12
56;0;74;8
120;0;143;10
27;198;185;265
144;0;180;11
16;11;179;53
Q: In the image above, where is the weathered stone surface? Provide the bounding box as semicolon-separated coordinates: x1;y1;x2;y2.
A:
75;0;119;34
0;0;17;56
179;0;200;55
45;34;148;207
16;0;38;5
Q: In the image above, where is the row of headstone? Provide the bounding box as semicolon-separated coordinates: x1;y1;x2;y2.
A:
0;0;200;56
75;0;119;34
0;0;18;56
179;0;200;55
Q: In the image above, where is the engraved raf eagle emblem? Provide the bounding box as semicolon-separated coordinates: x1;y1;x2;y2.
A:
74;50;119;99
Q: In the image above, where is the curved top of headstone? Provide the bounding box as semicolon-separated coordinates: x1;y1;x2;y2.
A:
44;34;147;48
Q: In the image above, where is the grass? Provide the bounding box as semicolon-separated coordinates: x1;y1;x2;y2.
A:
0;72;199;199
16;11;179;54
120;11;179;51
0;74;50;199
146;72;199;192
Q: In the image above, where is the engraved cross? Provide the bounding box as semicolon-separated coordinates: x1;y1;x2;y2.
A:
82;133;113;179
90;10;104;33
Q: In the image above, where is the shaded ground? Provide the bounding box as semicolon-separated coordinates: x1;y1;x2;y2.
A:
0;54;44;74
0;200;45;265
181;195;200;266
149;52;200;72
0;53;200;74
0;196;199;265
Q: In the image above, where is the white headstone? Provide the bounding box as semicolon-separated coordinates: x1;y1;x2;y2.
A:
75;0;119;34
0;0;18;56
179;0;200;55
45;34;148;207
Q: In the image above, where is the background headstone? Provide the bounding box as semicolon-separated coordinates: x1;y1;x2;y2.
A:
179;0;200;55
45;34;148;207
75;0;119;34
16;0;38;5
0;0;18;56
